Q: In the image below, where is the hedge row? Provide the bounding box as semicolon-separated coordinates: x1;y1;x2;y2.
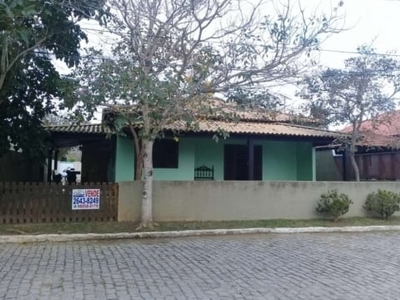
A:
316;189;400;222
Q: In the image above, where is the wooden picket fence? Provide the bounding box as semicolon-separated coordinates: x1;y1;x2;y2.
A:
0;182;118;224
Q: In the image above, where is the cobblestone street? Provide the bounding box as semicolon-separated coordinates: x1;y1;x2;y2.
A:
1;232;400;299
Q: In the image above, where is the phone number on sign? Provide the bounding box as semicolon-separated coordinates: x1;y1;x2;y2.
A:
73;197;100;205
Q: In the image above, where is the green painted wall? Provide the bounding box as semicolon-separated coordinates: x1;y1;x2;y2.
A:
115;136;135;182
193;138;246;180
296;142;314;181
260;141;315;181
312;147;316;181
261;141;298;180
115;136;195;181
153;139;195;180
114;135;316;182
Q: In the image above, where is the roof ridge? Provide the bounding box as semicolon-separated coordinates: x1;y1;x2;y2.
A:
44;123;111;134
278;122;343;134
43;123;103;127
105;99;320;124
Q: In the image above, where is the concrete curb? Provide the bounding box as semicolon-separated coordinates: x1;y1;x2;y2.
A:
2;225;400;244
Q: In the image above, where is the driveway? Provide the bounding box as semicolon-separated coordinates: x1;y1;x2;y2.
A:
0;232;399;299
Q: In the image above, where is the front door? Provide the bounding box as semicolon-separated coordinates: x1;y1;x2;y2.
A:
224;144;262;180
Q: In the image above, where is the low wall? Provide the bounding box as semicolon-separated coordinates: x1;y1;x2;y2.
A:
118;181;400;222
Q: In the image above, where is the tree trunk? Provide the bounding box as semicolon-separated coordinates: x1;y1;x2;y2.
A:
129;125;142;181
350;125;360;182
140;139;154;227
349;151;360;181
134;138;143;181
135;155;143;181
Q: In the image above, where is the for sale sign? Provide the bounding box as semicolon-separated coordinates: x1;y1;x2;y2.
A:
72;189;100;210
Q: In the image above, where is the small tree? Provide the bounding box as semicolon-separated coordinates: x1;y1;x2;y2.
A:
299;46;400;181
316;190;353;222
72;0;344;228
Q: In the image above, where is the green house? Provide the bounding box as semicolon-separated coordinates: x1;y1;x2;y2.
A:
47;107;341;183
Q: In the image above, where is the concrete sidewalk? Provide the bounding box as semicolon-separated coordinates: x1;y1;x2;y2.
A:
2;225;400;244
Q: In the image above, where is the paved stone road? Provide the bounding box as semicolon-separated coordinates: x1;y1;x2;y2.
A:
1;232;400;299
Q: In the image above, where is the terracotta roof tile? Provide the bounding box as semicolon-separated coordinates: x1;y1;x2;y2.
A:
165;120;341;138
341;110;400;136
341;110;400;147
105;98;319;124
45;124;111;134
46;121;340;138
205;99;318;123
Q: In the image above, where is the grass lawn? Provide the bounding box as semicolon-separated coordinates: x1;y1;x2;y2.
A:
0;217;400;235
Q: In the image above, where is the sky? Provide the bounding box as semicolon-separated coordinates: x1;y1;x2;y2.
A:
266;0;400;112
64;0;400;70
82;0;400;66
317;0;400;67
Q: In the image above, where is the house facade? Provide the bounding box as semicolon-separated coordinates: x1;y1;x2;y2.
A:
46;115;340;183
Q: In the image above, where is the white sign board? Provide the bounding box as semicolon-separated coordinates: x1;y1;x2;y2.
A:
72;189;100;210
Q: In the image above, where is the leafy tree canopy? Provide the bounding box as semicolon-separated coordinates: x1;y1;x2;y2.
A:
0;0;108;158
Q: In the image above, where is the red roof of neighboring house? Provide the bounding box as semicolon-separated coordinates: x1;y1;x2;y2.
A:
341;110;400;148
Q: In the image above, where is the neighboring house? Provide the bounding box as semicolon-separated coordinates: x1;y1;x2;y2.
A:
45;102;341;183
317;110;400;181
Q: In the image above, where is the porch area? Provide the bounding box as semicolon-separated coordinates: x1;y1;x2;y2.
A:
115;135;320;182
45;124;116;183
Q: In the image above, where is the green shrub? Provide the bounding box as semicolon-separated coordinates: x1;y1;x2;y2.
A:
316;190;353;222
364;190;400;219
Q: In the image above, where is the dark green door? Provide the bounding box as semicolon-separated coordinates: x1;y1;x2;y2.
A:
224;144;262;180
